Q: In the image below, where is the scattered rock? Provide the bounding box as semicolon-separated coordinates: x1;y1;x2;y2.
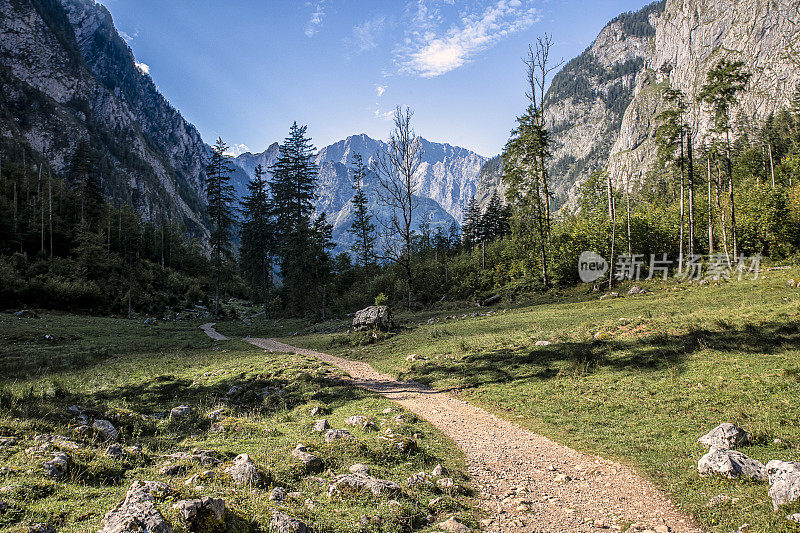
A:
185;470;215;487
14;309;38;318
42;452;70;479
766;460;800;510
98;481;173;533
406;472;433;489
93;420;120;442
173;497;225;530
437;516;471;532
328;473;401;497
291;444;323;471
345;415;376;430
480;294;502;307
698;449;767;481
627;286;643;295
270;511;310;533
324;429;354;443
169;406;192;419
352;306;394;332
207;408;226;421
349;464;371;475
432;464;446;477
599;292;619;300
380;435;416;454
225;454;262;486
787;513;800;524
106;444;125;458
309;406;324;417
0;437;17;446
313;419;330;432
226;386;243;397
706;494;731;507
437;477;455;490
534;340;551;346
269;487;285;502
29;525;55;533
698;423;749;450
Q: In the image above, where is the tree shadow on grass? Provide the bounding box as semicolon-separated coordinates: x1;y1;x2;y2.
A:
402;319;800;390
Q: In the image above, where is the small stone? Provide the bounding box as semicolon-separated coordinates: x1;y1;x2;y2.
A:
654;526;670;533
227;386;243;397
432;464;446;477
429;496;442;507
534;340;551;346
324;429;354;442
766;460;800;510
269;487;285;502
42;452;70;479
207;408;226;420
349;463;371;475
291;444;323;471
314;419;330;432
170;405;192;419
787;513;800;524
437;516;471;532
382;408;393;414
92;420;120;442
554;473;571;483
328;473;401;497
437;477;454;490
706;494;730;507
0;437;17;446
106;444;124;458
173;497;225;529
225;453;262;486
270;511;310;533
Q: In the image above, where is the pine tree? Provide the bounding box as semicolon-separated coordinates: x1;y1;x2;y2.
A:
461;197;481;248
699;59;751;259
346;153;376;269
239;164;274;316
205;137;237;317
69;140;102;226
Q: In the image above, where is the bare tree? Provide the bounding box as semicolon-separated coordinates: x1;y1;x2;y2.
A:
373;106;423;310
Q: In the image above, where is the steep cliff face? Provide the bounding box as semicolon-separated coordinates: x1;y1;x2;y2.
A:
607;0;800;186
0;0;209;235
474;1;665;211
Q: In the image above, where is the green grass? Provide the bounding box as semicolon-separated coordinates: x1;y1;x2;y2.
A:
0;315;477;532
268;270;800;533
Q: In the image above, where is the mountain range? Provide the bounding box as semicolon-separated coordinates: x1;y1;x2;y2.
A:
3;0;799;252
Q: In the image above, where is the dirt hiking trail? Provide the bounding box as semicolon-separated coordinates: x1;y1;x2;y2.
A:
200;325;701;532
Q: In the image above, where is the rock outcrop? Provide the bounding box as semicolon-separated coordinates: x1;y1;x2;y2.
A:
352;306;394;332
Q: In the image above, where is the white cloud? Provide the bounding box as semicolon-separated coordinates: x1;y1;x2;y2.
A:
305;1;327;37
119;29;138;44
376;85;387;97
135;62;150;75
351;16;385;52
397;0;540;78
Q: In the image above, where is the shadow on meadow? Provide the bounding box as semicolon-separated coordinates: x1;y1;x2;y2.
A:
400;319;800;390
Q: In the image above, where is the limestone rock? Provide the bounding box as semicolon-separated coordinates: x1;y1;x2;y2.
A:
93;420;120;442
291;444;322;471
98;481;173;533
698;423;749;450
42;452;70;479
313;419;329;432
349;463;371;475
269;487;285;502
328;473;401;497
269;511;310;533
169;406;192;419
766;460;800;510
437;516;471;532
324;429;354;443
698;449;767;481
352;306;394;332
173;497;225;530
225;454;262;486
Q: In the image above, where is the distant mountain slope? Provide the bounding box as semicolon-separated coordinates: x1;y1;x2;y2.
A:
232;133;487;251
0;0;210;235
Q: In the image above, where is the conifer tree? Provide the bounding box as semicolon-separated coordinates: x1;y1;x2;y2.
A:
461;197;481;248
239;164;274;315
205;137;237;317
69;140;102;226
699;59;751;259
346;153;376;268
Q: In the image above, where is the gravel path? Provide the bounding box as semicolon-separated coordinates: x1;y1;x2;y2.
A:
199;323;229;341
246;337;702;533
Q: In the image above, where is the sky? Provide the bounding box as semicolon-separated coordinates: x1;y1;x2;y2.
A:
98;0;652;158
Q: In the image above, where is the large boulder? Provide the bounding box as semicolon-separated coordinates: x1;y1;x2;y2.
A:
767;460;800;510
698;423;749;450
352;306;394;332
99;481;173;533
93;420;121;442
698;449;767;481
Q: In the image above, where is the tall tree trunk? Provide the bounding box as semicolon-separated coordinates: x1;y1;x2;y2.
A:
725;129;738;258
716;161;731;267
48;170;53;259
625;172;632;257
768;142;776;188
707;156;714;253
687;131;695;257
607;172;616;288
678;132;685;273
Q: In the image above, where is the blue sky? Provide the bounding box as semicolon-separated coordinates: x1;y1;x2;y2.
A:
99;0;651;157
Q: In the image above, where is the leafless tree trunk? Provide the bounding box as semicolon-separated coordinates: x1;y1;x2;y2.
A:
607;171;616;288
374;106;423;311
707;155;714;253
687;130;696;257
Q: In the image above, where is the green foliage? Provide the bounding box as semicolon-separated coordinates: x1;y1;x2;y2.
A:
374;293;388;306
346;153;376;269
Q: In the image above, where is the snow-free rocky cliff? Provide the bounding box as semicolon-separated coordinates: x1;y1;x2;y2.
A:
231;134;488;252
0;0;209;235
476;0;800;212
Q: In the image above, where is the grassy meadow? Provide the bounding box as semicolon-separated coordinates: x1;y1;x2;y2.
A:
0;314;477;532
263;268;800;533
